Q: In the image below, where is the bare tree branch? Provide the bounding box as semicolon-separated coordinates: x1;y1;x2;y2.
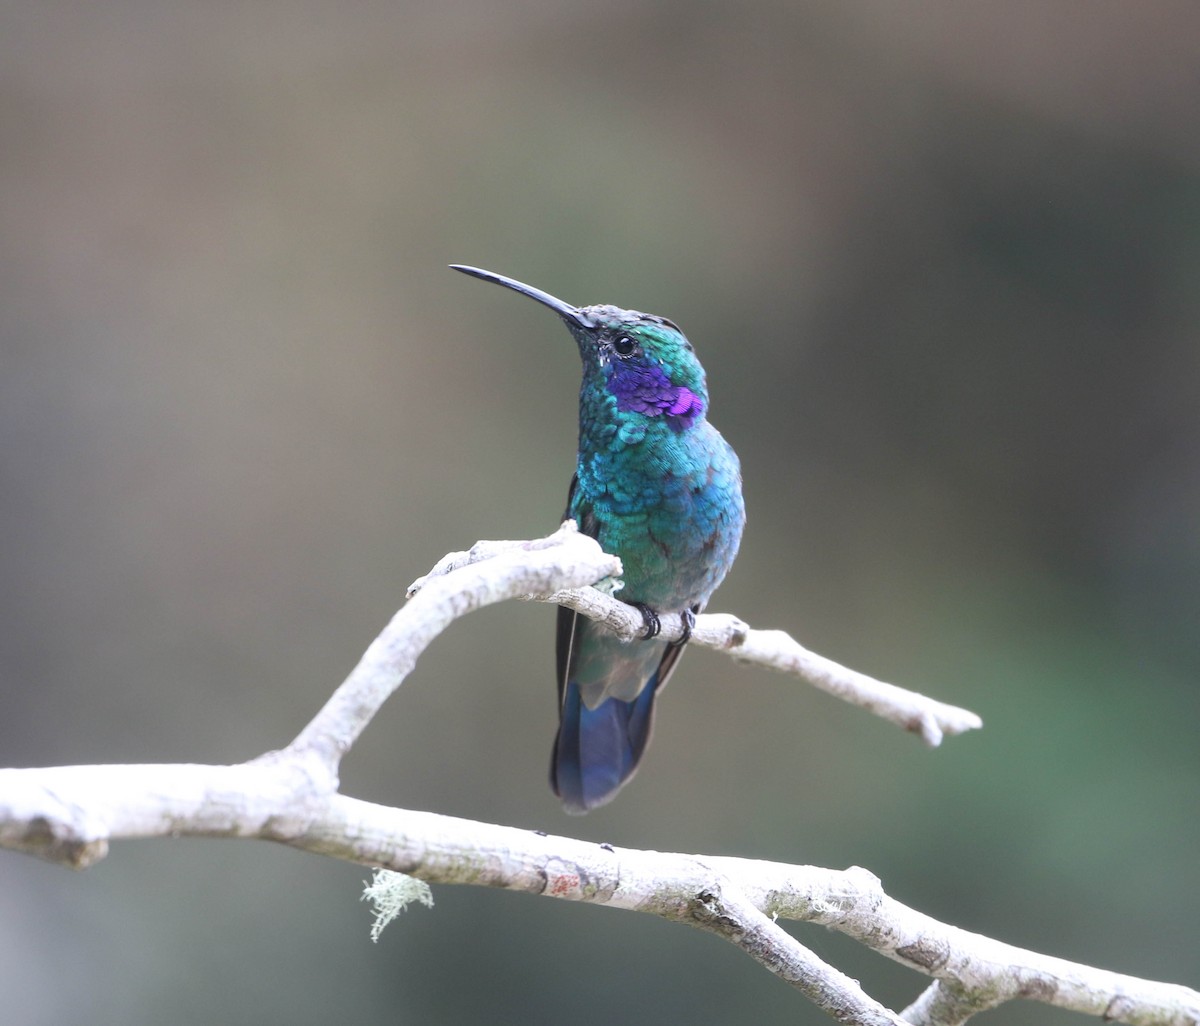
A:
0;524;1194;1026
292;520;620;767
2;775;1196;1026
408;521;983;746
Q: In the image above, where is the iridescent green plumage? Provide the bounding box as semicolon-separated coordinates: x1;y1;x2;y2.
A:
452;266;745;812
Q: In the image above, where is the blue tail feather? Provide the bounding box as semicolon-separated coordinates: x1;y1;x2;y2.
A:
551;677;659;815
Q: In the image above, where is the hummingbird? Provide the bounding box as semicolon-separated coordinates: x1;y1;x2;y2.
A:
451;265;745;813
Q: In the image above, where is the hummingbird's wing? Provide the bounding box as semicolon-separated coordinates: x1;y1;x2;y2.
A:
554;475;609;760
550;475;692;813
554;473;591;715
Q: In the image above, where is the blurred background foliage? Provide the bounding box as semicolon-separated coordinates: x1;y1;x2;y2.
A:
1;2;1197;1023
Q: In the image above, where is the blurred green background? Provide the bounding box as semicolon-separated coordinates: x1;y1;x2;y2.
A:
2;3;1197;1024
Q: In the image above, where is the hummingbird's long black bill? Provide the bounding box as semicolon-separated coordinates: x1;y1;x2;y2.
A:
450;264;595;329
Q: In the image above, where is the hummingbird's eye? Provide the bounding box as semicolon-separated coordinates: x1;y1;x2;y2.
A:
612;335;636;357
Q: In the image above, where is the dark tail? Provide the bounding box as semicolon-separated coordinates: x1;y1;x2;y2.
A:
550;679;659;814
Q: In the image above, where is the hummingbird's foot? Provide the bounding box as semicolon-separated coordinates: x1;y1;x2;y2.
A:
678;607;697;645
630;602;661;640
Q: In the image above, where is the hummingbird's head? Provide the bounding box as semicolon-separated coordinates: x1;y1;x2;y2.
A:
567;305;707;430
450;265;708;431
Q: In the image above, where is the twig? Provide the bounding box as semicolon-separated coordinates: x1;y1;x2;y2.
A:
408;522;982;746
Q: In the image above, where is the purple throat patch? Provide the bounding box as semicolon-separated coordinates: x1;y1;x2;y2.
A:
609;361;704;427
